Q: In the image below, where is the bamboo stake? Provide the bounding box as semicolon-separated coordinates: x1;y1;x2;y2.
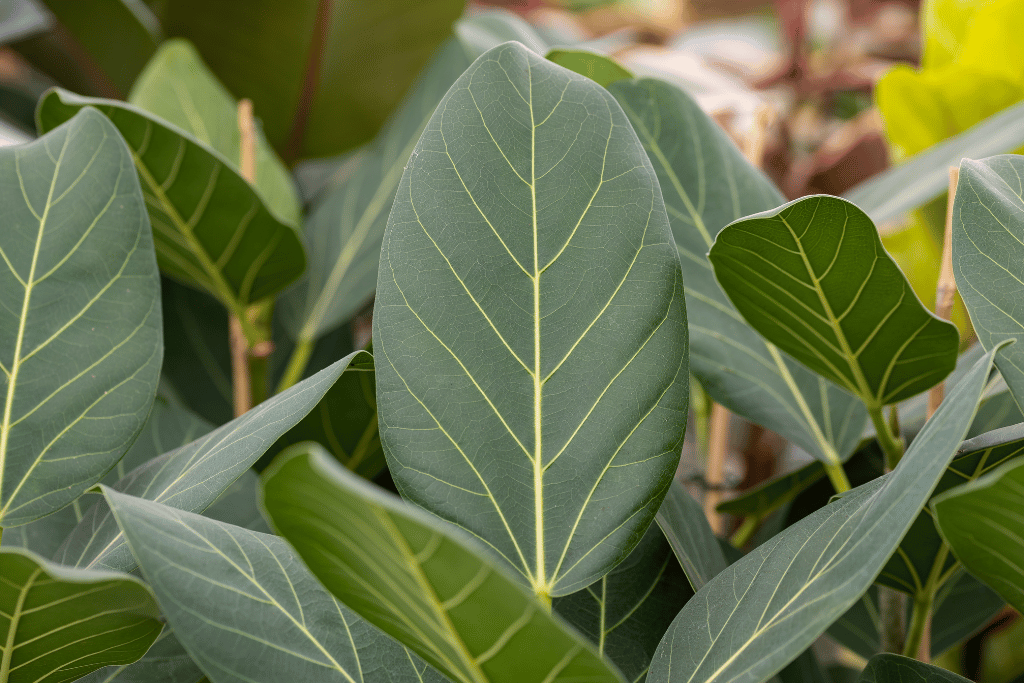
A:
927;167;960;419
703;404;731;534
230;100;259;417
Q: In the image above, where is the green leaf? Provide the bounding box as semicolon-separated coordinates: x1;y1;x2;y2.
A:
202;469;270;533
952;155;1024;410
36;88;306;313
262;445;625;683
608;77;867;470
546;50;632;87
0;547;162;683
554;524;692;683
714;460;826;519
930;571;1005;656
52;354;354;573
103;489;447;683
858;654;971;683
0;108;162;527
647;344;997;683
374;42;689;598
71;629;204;683
827;587;880;659
655;480;727;591
127;38;301;228
933;454;1024;613
778;649;829;683
710;194;959;409
161;0;466;160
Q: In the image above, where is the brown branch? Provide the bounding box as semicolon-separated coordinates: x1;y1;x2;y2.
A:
230;100;260;417
927;167;960;419
703;403;731;534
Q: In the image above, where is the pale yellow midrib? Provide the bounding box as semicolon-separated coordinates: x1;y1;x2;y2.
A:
528;60;546;596
0;568;40;679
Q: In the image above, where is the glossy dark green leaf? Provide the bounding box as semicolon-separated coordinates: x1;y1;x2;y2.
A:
0;547;162;683
655;480;727;591
554;524;692;683
36;88;305;309
104;489;447;683
608;77;867;471
374;42;689;598
0;108;162;527
952;154;1024;411
858;654;971;683
647;345;996;683
52;355;353;573
161;0;465;160
710;195;959;409
933;455;1024;613
70;629;204;683
262;445;626;683
546;50;632;87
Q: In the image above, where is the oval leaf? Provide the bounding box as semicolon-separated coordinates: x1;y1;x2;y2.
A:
374;41;689;598
0;108;162;527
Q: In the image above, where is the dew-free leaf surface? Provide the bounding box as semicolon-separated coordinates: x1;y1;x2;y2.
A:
655;480;727;591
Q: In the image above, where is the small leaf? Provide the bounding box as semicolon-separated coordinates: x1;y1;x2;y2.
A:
0;108;162;527
715;460;826;519
655;480;728;591
858;654;972;683
36;88;305;309
53;354;354;573
0;547;162;683
710;195;959;409
647;345;996;683
546;50;632;87
104;489;447;683
262;445;626;683
374;41;689;597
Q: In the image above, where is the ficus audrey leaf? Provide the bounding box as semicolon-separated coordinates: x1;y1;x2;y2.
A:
655;480;728;591
0;107;161;527
373;41;689;598
858;654;972;683
262;445;626;683
546;50;633;87
646;344;998;683
710;194;959;409
69;628;204;683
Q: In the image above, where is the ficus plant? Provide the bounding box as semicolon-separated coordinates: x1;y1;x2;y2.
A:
3;8;1024;683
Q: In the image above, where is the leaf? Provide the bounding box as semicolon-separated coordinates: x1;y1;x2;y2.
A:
161;0;466;160
710;194;959;409
714;460;826;519
554;524;693;683
374;42;689;597
930;570;1005;656
655;480;728;591
778;649;829;683
127;38;301;228
607;77;867;470
103;489;448;683
261;445;626;683
952;154;1024;411
202;469;270;533
0;108;162;527
933;455;1024;613
826;587;880;659
52;354;353;573
646;345;997;683
858;654;971;683
35;88;305;311
0;547;162;683
71;629;204;683
546;50;633;87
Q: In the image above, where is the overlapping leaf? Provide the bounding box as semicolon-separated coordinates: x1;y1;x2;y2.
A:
655;480;727;591
608;77;866;470
0;547;162;683
858;654;972;683
647;345;996;683
0;108;162;527
53;355;352;573
36;88;305;310
104;489;447;683
710;195;959;408
70;629;204;683
262;446;625;683
374;42;689;597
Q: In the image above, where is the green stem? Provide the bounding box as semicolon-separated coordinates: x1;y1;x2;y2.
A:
277;338;314;394
730;516;759;548
903;591;933;659
870;405;905;470
823;461;851;494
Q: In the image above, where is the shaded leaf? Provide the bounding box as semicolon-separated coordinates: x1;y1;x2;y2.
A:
858;654;971;683
0;108;161;527
262;445;626;683
71;629;204;683
374;42;689;597
546;50;632;87
655;480;727;591
930;571;1005;656
715;460;826;519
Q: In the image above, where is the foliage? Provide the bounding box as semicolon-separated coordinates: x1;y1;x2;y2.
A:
2;6;1024;683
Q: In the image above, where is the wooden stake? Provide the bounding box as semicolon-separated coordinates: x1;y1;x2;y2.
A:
230;100;258;417
703;403;731;534
927;167;960;419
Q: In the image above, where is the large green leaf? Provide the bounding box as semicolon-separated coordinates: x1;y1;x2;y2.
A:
127;38;301;228
262;446;625;683
36;88;305;312
0;108;162;527
655;480;727;591
554;524;692;683
161;0;465;160
103;489;447;683
952;155;1024;410
710;194;959;409
70;629;204;683
608;77;867;470
0;547;162;683
52;355;352;573
374;42;689;598
647;345;997;683
858;654;971;683
933;455;1024;613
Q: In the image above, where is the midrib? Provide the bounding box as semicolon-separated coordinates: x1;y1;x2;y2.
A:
528;62;546;596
